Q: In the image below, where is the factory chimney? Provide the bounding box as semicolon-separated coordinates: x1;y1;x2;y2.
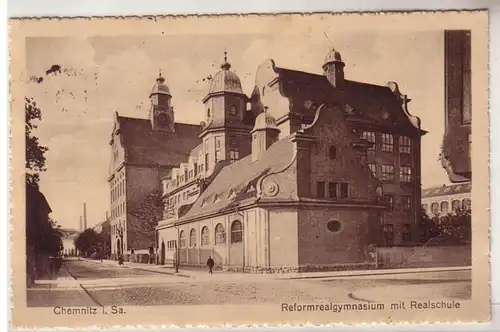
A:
83;202;87;230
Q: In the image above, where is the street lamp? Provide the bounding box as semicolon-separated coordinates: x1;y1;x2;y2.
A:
116;225;124;265
175;224;180;273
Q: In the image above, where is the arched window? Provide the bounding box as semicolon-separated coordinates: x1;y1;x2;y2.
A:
215;223;225;245
201;226;209;246
231;220;243;243
431;202;439;215
462;198;471;209
440;201;449;214
452;200;460;212
328;146;337;159
179;230;186;248
189;229;197;247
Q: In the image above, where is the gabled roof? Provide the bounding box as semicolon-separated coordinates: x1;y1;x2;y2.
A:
117;116;201;167
422;182;471;198
178;137;295;221
253;59;424;134
274;66;421;132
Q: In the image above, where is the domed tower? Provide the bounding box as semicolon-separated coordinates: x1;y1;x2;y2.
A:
251;111;280;162
322;48;345;88
149;72;175;132
199;52;251;174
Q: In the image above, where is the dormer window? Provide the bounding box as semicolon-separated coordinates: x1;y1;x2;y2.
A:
214;194;221;203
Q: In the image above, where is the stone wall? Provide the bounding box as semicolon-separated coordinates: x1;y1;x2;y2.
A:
375;245;471;268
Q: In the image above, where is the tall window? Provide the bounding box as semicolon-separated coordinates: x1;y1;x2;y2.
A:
362;131;376;150
401;195;412;212
328;146;337;159
368;163;377;177
400;166;412;183
339;183;349;198
328;182;338;198
382;164;394;181
317;182;326;198
231;220;243;243
384;195;394;211
215;223;225;244
440;201;449;214
381;133;394;153
383;224;395;246
201;226;209;246
399;136;412;154
229;148;240;163
431;202;439;215
452;199;461;212
189;229;196;247
205;153;209;171
402;224;411;242
179;231;186;248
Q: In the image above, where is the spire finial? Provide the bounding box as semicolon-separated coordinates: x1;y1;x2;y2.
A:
220;49;231;70
157;68;165;83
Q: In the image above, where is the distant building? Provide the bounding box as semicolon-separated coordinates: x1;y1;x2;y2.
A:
156;48;425;272
107;74;200;259
421;183;471;218
58;228;80;256
441;30;472;183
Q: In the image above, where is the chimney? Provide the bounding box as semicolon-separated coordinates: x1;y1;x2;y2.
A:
79;216;83;231
83;202;87;230
251;111;280;162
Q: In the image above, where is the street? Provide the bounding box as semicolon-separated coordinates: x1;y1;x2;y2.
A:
27;259;472;307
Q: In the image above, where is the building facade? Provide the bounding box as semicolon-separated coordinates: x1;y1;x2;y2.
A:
441;30;472;183
108;74;201;259
421;182;471;218
156;48;425;272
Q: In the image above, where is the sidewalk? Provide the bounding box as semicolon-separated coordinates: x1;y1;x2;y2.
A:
82;258;470;281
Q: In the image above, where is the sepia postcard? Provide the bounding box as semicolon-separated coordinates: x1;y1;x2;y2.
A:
9;11;490;328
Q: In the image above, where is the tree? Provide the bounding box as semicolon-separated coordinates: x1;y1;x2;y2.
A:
129;189;164;242
25;97;48;188
418;207;440;244
75;229;100;257
437;206;471;244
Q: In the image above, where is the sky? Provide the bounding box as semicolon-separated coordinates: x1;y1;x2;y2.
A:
26;31;450;230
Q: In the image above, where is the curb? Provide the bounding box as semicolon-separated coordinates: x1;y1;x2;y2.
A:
279;267;471;280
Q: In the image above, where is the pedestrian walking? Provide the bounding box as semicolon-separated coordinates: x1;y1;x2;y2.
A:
206;256;214;274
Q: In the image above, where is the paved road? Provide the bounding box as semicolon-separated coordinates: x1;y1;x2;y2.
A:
27;260;471;307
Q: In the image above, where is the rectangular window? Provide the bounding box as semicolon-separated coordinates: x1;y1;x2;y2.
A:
194;163;198;176
400;166;412;183
401;195;412;211
362;131;376;150
399;136;412;154
339;183;349;198
368;163;377;177
382;164;394;181
402;224;411;242
383;224;395;246
205;153;209;171
328;182;338;198
183;192;186;200
229;149;240;163
384;194;394;211
381;133;394;153
317;182;326;199
184;169;188;181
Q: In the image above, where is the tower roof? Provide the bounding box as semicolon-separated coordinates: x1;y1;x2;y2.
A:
150;73;171;97
207;51;244;96
323;48;343;67
252;111;279;132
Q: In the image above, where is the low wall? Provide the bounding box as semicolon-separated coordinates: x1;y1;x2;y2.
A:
375;245;471;269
